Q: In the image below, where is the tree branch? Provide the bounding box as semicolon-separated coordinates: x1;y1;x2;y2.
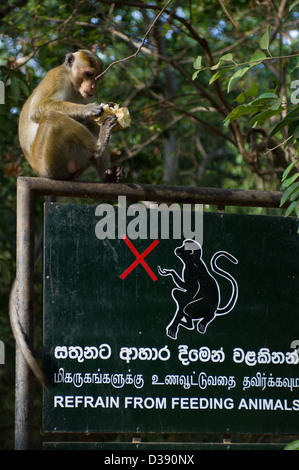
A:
95;0;173;80
0;0;29;20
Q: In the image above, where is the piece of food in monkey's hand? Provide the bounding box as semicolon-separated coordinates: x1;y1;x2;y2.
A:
93;103;131;131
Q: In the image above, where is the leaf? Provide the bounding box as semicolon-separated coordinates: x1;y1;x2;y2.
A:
271;96;283;110
192;70;200;80
270;106;299;136
259;28;270;50
19;79;30;97
280;173;299;189
245;82;258;97
288;56;299;75
193;56;202;70
260;92;278;99
255;92;278;100
289;0;299;11
227;67;250;93
249;51;266;66
241;92;278;113
270;120;286;137
211;53;234;70
209;68;228;85
10;77;20;103
284;201;299;217
249;109;282;127
234;92;245;103
280;182;299;206
192;56;203;79
285;439;299;450
211;63;220;70
289;121;299;138
290;186;299;202
224;104;251;126
281;160;299;181
219;53;233;62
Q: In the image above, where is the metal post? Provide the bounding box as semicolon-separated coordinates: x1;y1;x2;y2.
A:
15;178;35;450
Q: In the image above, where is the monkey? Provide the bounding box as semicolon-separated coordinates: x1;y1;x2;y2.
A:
10;51;127;386
158;239;238;339
18;49;125;182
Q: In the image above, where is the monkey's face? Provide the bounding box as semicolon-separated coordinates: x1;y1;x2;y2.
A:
175;239;202;263
66;51;103;100
77;68;98;99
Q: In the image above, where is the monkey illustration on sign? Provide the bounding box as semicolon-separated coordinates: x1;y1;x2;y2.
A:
158;239;238;339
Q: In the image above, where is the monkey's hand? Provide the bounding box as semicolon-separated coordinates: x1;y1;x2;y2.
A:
158;267;185;289
93;103;131;131
84;103;104;118
158;266;172;276
103;102;117;109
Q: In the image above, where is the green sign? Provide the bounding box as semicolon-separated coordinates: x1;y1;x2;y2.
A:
43;203;299;434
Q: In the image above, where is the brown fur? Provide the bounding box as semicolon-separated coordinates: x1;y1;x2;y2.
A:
18;50;121;180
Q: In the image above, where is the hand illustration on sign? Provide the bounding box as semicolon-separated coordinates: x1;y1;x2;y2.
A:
158;239;238;339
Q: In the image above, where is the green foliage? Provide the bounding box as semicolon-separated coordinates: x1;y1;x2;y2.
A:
280;157;299;216
224;92;284;127
0;258;11;284
290;0;299;11
259;28;270;52
285;439;299;450
193;21;299;217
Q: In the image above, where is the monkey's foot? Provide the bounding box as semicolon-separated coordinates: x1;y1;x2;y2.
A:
166;327;178;340
102;165;126;183
99;115;118;146
197;322;207;334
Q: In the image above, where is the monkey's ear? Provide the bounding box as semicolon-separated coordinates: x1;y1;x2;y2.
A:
65;52;74;68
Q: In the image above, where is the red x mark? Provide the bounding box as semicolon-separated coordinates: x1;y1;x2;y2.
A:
120;235;159;281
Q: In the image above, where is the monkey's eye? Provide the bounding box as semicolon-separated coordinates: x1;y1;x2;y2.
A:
86;71;94;78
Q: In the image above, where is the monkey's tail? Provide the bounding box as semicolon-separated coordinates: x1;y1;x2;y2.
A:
9;279;48;386
210;251;238;316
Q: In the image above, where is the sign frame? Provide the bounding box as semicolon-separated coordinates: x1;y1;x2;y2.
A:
42;203;299;436
13;176;295;449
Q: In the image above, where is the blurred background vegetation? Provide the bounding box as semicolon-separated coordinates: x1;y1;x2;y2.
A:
0;0;298;449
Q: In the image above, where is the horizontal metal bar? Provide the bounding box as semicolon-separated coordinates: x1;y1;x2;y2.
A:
19;177;285;208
